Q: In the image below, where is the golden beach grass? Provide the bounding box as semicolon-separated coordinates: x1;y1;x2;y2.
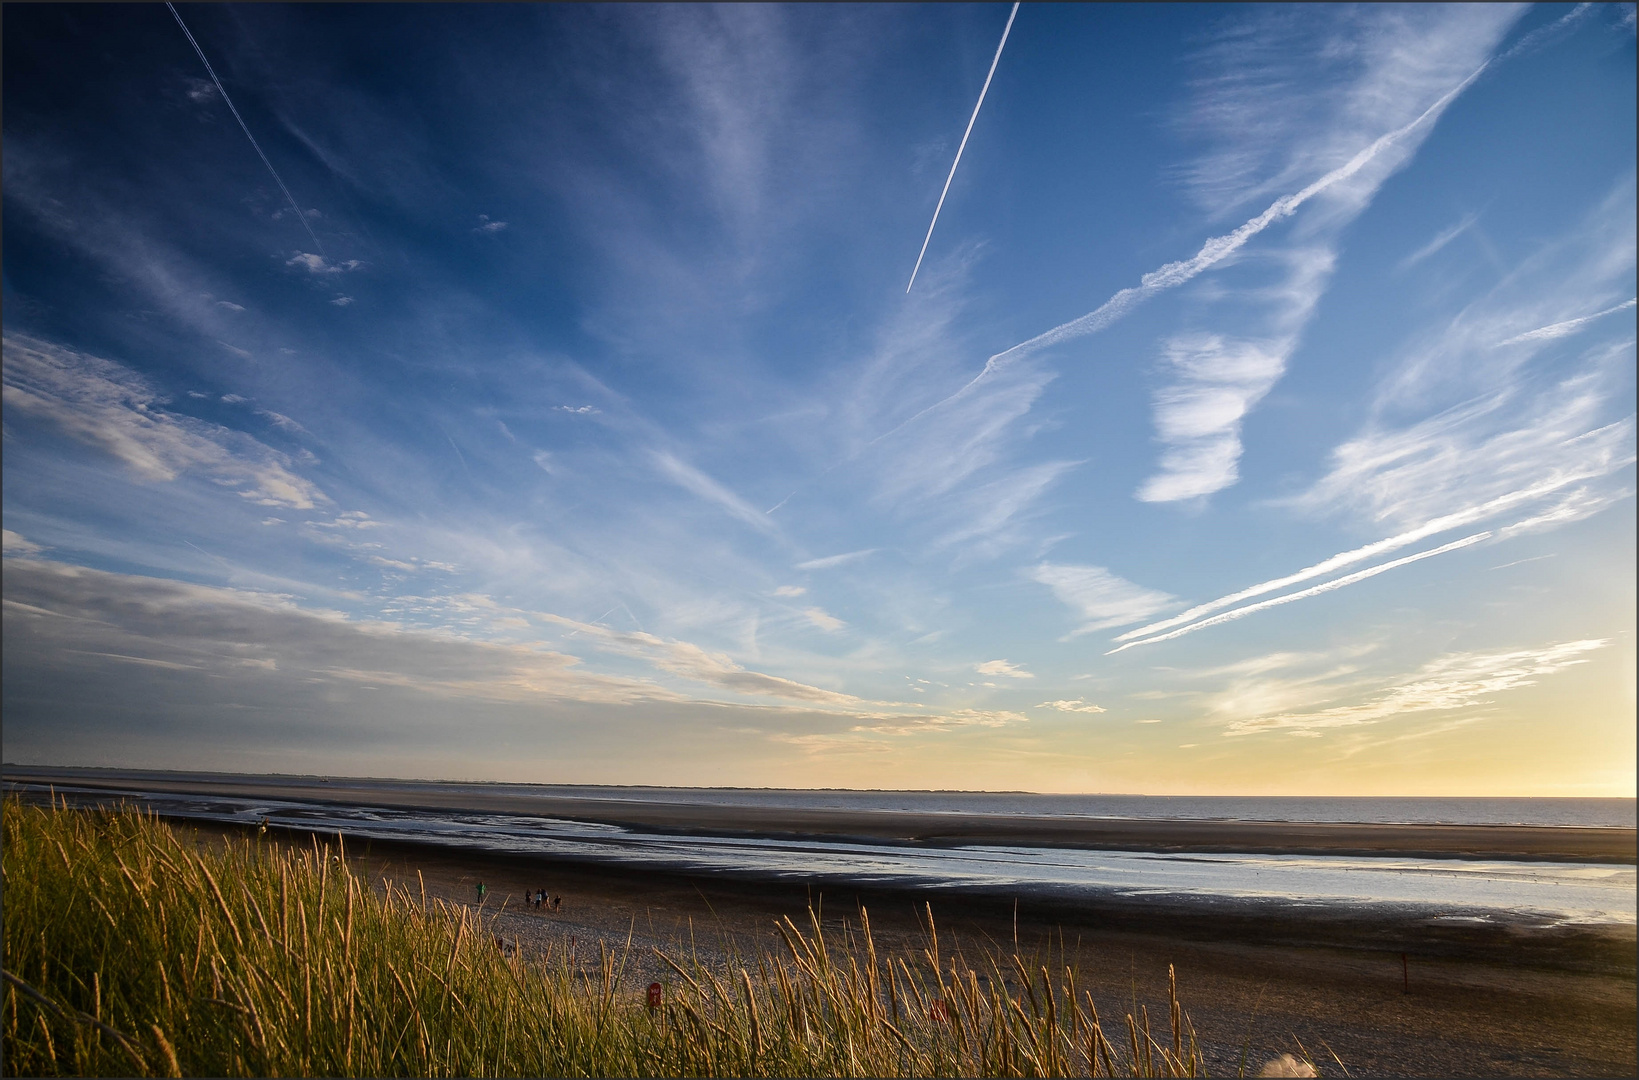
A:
1;795;1287;1077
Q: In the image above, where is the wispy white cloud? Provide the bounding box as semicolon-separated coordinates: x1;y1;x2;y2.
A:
1300;369;1635;534
651;450;779;536
182;76;216;104
3;333;327;510
798;259;1075;567
474;214;508;234
4;554;674;708
1375;179;1634;411
931;460;1079;558
796;549;875;571
869;352;1057;511
311;511;381;531
772;585;806;597
1399;210;1483;270
975;658;1032;679
256;408;309;435
849;708;1026;736
1037;698;1105;714
533;611;862;706
286;253;361;274
59;559;882;715
1030;563;1177;636
1184;646;1375;682
1223;639;1607;736
1496;480;1635;539
775;707;1028;753
3;530;45;556
802;607;845;632
1135;330;1295;503
1173;6;1524;217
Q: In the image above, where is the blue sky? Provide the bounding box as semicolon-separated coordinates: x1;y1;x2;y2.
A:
4;3;1635;794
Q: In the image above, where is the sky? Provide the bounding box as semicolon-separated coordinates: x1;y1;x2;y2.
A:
3;3;1635;795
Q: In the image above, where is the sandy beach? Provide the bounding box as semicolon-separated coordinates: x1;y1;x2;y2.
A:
174;818;1638;1079
12;768;1636;1074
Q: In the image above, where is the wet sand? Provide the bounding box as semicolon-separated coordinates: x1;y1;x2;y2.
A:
176;820;1637;1079
10;767;1634;862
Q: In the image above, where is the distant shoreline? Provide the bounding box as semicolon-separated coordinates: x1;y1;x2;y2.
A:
8;762;1635;806
6;765;1635;864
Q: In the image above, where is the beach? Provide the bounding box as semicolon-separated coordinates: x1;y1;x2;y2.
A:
10;768;1636;1075
178;817;1636;1079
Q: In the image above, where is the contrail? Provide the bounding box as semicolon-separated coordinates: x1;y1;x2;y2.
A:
1112;474;1591;644
1498;298;1636;346
880;60;1488;443
783;46;1494;513
166;2;326;257
1496;1;1593;63
906;2;1019;294
1106;532;1491;654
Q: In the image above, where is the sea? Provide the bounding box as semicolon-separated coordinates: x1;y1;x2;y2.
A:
7;774;1634;930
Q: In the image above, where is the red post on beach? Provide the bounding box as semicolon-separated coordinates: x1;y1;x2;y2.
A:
1402;952;1408;993
648;982;662;1011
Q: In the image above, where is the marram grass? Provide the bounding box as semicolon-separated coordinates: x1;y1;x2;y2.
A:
2;796;1258;1077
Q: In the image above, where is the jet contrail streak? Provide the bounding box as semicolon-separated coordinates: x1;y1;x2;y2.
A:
1498;298;1637;346
1106;532;1491;654
906;2;1019;294
1113;474;1591;643
875;60;1488;448
166;2;326;258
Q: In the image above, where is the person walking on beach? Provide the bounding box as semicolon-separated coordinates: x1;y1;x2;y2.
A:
476;881;487;903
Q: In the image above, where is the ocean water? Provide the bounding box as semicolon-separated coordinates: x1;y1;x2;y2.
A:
12;768;1633;825
10;778;1634;929
378;785;1638;828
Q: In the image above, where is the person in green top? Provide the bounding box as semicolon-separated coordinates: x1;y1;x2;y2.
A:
476;882;486;902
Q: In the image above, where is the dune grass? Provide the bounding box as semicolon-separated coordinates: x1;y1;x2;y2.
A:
0;795;1260;1077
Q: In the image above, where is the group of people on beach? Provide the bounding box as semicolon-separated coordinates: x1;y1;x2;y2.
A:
472;881;561;910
